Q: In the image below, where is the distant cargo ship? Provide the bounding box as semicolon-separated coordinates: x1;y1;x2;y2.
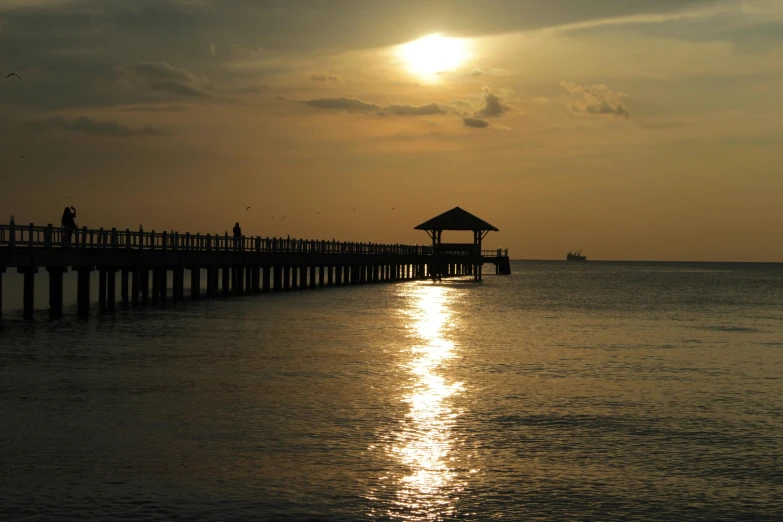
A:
567;250;587;261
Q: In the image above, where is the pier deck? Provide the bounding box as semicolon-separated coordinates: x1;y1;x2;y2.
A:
0;223;510;320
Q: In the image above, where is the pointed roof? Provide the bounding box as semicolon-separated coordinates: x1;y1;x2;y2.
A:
414;207;499;231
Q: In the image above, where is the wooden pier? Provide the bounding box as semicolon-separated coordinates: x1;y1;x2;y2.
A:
0;220;510;320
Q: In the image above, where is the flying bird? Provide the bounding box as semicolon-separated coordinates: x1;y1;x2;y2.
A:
282;216;286;220
392;208;396;210
6;73;21;80
245;206;251;211
316;212;320;215
353;208;356;211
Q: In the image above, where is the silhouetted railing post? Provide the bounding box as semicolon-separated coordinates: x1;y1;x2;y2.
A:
8;220;15;250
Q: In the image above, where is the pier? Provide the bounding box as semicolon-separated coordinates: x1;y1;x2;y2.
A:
0;210;510;320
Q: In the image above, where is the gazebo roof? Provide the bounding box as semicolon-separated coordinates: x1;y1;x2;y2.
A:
414;207;499;232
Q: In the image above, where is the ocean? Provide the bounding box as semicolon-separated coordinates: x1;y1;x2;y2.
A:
1;260;781;521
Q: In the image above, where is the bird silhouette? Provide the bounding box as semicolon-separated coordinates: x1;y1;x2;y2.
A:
353;208;356;211
245;206;251;211
6;73;21;80
392;207;396;210
316;212;320;215
282;216;286;220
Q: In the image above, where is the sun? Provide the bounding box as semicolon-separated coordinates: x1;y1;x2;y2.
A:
397;34;470;79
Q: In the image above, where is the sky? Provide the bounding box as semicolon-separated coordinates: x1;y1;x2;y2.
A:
1;0;782;261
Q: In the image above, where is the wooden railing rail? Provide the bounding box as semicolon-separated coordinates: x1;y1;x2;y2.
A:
481;249;509;257
0;223;449;256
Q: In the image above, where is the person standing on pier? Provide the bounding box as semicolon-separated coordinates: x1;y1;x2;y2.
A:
61;206;76;242
233;222;242;250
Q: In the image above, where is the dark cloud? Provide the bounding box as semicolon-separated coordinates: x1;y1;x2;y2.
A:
475;87;511;118
303;97;380;112
147;81;206;97
463;118;490;128
310;73;341;82
0;0;720;111
303;97;446;116
112;0;206;32
0;1;717;58
121;105;189;112
120;62;210;97
385;103;446;116
561;81;630;118
196;0;718;51
26;116;169;137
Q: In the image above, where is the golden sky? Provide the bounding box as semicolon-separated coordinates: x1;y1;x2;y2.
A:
1;0;782;261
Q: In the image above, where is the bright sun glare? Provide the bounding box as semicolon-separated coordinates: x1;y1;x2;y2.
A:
398;34;470;79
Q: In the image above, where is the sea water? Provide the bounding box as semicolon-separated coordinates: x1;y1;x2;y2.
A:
1;261;781;521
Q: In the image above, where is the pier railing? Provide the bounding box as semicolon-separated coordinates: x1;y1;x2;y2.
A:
0;223;435;256
482;249;509;257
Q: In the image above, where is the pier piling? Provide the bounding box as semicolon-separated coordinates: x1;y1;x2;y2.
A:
107;269;116;313
47;267;64;320
191;267;200;300
121;269;129;307
0;267;4;317
76;268;91;318
18;266;37;320
98;269;107;311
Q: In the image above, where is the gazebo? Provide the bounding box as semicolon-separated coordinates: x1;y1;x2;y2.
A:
414;206;499;280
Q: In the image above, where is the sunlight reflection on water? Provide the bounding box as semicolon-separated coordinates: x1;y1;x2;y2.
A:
385;282;466;520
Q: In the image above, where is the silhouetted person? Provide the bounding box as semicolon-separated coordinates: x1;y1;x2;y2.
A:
61;206;76;242
233;222;242;250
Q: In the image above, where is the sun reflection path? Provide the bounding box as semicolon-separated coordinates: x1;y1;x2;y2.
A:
386;282;466;520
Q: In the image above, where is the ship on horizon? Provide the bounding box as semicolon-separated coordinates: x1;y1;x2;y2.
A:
567;249;587;261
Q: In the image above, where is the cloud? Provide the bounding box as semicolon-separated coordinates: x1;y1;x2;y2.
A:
303;97;380;112
560;81;630;118
463;117;490;128
119;62;210;97
469;68;512;77
26;116;169;137
384;103;445;116
309;73;341;82
475;87;511;118
121;104;188;112
302;97;447;116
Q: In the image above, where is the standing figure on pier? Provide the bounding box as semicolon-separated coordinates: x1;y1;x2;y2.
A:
233;222;242;250
61;206;76;242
